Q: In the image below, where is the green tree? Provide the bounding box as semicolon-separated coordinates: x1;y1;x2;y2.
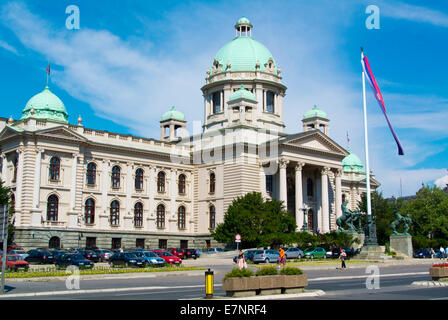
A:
210;192;297;248
0;180;13;245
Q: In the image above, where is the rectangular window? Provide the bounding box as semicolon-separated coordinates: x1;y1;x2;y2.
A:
266;91;275;113
212;92;221;114
158;239;167;250
266;175;273;195
180;240;188;250
136;239;145;249
111;238;121;250
86;237;96;249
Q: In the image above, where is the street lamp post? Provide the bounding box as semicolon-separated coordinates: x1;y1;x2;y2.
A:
301;207;308;232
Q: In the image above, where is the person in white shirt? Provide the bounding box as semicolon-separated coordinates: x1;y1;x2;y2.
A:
439;246;445;260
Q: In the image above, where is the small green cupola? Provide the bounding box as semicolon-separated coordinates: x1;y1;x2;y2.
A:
302;105;330;135
21;85;69;123
342;150;365;174
160;106;186;142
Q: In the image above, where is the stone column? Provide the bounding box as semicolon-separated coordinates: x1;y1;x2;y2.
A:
15;149;23;212
279;158;289;205
147;166;155;231
70;154;78;211
1;153;7;184
321;167;330;233
335;169;342;219
101;160;109;214
169;124;175;140
220;90;223;113
260;164;267;199
32;149;42;209
295;163;304;231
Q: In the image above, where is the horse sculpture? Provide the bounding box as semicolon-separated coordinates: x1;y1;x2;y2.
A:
337;201;358;232
390;209;412;236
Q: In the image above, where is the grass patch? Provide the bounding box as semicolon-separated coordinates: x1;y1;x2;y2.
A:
4;266;205;279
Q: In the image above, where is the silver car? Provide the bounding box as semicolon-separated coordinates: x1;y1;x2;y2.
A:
252;250;280;264
284;247;304;259
8;250;29;261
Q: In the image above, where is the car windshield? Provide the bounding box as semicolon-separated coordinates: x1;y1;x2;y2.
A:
144;252;157;258
305;248;314;252
71;255;84;260
124;253;137;258
7;256;19;261
254;250;264;255
159;252;174;257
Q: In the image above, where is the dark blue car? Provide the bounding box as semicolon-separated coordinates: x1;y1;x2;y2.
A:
108;252;146;267
413;249;431;258
55;253;94;269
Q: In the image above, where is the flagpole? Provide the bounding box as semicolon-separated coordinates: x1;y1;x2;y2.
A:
361;49;372;219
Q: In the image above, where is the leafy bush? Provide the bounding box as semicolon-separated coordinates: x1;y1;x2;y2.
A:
279;267;303;275
256;266;278;276
224;268;254;279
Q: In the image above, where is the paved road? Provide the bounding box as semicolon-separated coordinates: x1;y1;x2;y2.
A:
1;259;444;300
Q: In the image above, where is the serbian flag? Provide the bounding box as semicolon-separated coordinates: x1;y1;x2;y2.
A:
361;55;404;155
46;63;50;75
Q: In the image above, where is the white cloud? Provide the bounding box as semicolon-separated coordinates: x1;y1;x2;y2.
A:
380;1;448;27
435;175;448;189
0;39;18;55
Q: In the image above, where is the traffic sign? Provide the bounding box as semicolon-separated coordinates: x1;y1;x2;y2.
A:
235;234;241;243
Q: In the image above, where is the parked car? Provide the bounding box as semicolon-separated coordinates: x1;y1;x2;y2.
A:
168;248;185;259
151;250;182;265
0;255;29;271
77;250;100;263
304;247;327;259
55;253;94;269
413;249;431;258
252;249;280;264
284;247;304;259
93;249;113;262
233;249;258;263
7;245;24;253
108;252;146;267
185;249;199;259
50;250;68;260
133;251;166;267
8;250;28;261
25;249;55;264
329;248;342;259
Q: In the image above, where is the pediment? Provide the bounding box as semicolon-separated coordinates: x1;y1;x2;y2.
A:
281;130;348;156
0;126;23;141
35;126;88;142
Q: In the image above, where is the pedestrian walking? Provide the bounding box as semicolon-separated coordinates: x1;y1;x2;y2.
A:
439;246;445;260
237;249;246;270
278;247;286;269
430;248;435;259
340;249;347;269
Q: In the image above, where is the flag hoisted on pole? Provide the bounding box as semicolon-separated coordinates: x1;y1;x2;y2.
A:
361;51;404;156
46;62;50;87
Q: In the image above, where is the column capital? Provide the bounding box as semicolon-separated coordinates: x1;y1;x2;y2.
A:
295;162;305;171
335;168;343;177
278;158;289;169
321;166;330;176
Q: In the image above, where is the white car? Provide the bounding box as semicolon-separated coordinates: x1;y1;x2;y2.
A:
8;250;29;261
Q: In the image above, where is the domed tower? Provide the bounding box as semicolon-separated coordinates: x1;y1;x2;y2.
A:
21;85;69;124
201;17;287;134
302;105;329;135
160;106;186;142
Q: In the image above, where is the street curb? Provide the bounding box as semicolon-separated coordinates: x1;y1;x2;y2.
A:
4;270;207;282
182;290;326;300
412;281;448;287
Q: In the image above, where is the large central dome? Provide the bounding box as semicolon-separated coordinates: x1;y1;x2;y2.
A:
211;17;278;75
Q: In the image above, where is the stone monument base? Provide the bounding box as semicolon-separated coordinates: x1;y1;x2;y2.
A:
346;232;365;250
390;235;413;258
357;245;391;261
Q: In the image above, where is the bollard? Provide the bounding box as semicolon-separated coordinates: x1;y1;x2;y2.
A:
205;268;214;299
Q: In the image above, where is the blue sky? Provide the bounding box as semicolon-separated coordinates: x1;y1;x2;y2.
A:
0;0;447;197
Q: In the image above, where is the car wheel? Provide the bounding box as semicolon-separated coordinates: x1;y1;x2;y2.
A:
125;262;129;268
109;261;114;267
324;255;327;259
298;254;302;259
311;254;314;259
265;258;270;264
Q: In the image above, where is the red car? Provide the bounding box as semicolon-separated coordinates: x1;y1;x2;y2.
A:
7;245;24;253
167;248;185;259
151;250;182;265
0;255;29;271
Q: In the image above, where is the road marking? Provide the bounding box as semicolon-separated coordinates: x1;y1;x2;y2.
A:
308;272;428;282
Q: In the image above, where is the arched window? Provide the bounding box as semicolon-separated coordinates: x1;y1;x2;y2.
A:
134;202;143;227
49;236;60;249
13;157;18;182
111;166;120;188
86;163;96;185
178;206;186;230
135;168;144;190
85;198;95;224
209;205;216;230
47;194;59;221
110;200;120;226
178;174;186;195
266;91;275;113
157;204;165;229
157;171;165;193
307;178;314;197
209;172;215;194
49;157;60;180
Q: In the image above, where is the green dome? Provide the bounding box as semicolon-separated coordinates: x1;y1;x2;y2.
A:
161;106;185;122
236;17;252;26
342;150;365;174
229;85;257;102
304;105;327;119
211;26;277;75
21;86;68;123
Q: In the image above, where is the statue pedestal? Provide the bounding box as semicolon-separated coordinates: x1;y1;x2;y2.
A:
346;232;365;250
390;235;413;258
357;245;392;261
